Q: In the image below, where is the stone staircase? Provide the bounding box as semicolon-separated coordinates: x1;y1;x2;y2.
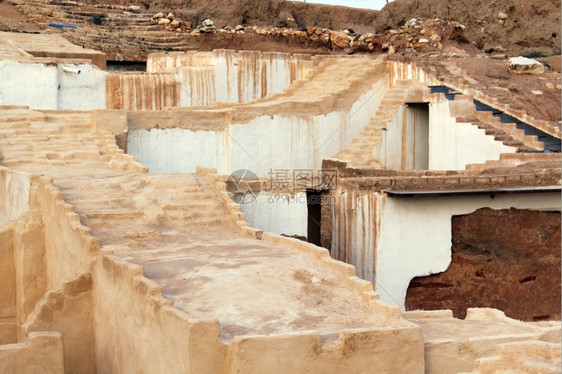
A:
454;101;545;153
332;79;424;169
8;0;187;60
431;85;560;152
0;109;105;168
464;152;562;173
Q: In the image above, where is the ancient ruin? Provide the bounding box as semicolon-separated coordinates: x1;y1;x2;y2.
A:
0;0;560;373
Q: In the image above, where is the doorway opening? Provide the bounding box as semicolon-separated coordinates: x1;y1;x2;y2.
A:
306;189;322;246
406;103;429;170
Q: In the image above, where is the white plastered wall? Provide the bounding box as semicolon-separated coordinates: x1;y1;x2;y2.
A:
0;61;105;110
428;98;516;170
237;191;308;238
127;77;386;177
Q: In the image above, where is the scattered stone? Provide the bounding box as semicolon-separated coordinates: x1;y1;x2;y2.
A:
404;48;418;56
167;13;174;20
158;18;171;25
405;18;422;28
491;54;507;59
546;82;555;90
330;31;351;49
451;22;466;30
509;57;546;75
498;20;505;26
389;29;398;35
202;19;214;27
531;90;543;95
388;45;395;55
115;53;125;62
429;34;441;43
152;12;164;19
418;38;429;44
556;84;561;90
497;12;508;20
128;5;140;12
170;20;180;28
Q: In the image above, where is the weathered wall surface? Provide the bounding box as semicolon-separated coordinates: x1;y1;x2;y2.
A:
0;168;32;228
229;326;424;373
12;212;46;337
0;61;58;109
0;332;64;374
331;187;561;309
32;177;99;290
0;61;105;110
373;104;430;170
128;70;387;176
93;252;228;374
237;191;308;238
23;273;95;374
57;64;105;110
406;208;561;321
105;72;180;110
148;50;314;105
428;98;516;170
0;227;16;344
406;308;561;374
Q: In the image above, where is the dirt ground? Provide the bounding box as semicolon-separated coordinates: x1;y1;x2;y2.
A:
413;55;562;125
0;1;41;32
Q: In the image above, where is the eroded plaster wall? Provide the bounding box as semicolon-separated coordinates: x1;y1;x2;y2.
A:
331;188;561;309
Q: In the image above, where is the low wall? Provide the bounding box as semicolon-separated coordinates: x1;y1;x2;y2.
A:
0;226;16;344
0;331;64;374
93;251;227;374
33;177;100;290
23;273;95;374
331;186;561;309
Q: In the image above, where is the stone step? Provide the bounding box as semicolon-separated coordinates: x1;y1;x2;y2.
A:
83;209;145;220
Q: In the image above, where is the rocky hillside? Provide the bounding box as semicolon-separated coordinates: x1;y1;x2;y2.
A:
374;0;561;55
69;0;560;54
